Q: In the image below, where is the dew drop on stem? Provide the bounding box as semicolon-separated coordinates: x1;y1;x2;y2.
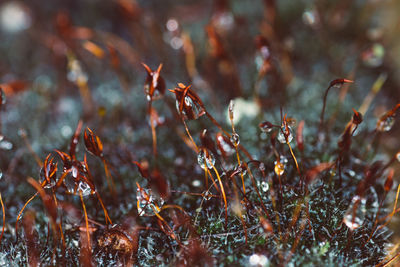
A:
228;99;235;121
136;186;164;216
274;161;285;176
258;181;269;192
376;116;395;132
175;98;204;120
234;164;247;176
197;148;215;170
277;125;293;143
78;181;94;197
203;191;212;201
230;133;240;146
259;121;273;133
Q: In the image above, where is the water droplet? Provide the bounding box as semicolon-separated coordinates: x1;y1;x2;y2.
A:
43;181;55;189
259;121;273;133
274;161;285;176
277;125;293;143
234;164;247;176
343;195;366;230
286;117;297;127
249;253;269;267
197;149;215;170
40;166;55;188
175;97;204;120
78;181;94;197
203;191;212;201
0;139;12;150
345;169;356;177
71;166;78;178
396;152;400;162
0;2;32;33
170;36;183;50
279;155;288;165
166;18;179;32
184;96;192;106
0;172;2;180
192;180;201;187
258;181;269;192
214;12;234;33
230;133;240;146
228;100;235;120
302;9;318;27
136;186;164;216
376;116;395;132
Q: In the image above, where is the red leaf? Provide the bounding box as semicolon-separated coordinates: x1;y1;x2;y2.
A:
84;127;104;158
296;120;305;152
384;169;394;192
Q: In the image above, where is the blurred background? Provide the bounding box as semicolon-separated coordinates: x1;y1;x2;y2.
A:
0;0;400;260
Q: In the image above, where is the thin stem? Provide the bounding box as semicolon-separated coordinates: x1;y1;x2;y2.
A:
0;193;5;244
20;130;43;167
204;166;208;190
229;114;246;195
102;158;116;196
51;191;66;251
16;192;39;241
319;85;332;134
80;191;91;250
149;101;158;157
153;208;183;247
245;164;271;221
362;192;387;247
236;149;246;195
392;184;400;215
95;191;112;225
287;140;300;175
229;162;248;244
205;111;230;137
182;119;198;152
373;184;400;233
211;165;228;226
